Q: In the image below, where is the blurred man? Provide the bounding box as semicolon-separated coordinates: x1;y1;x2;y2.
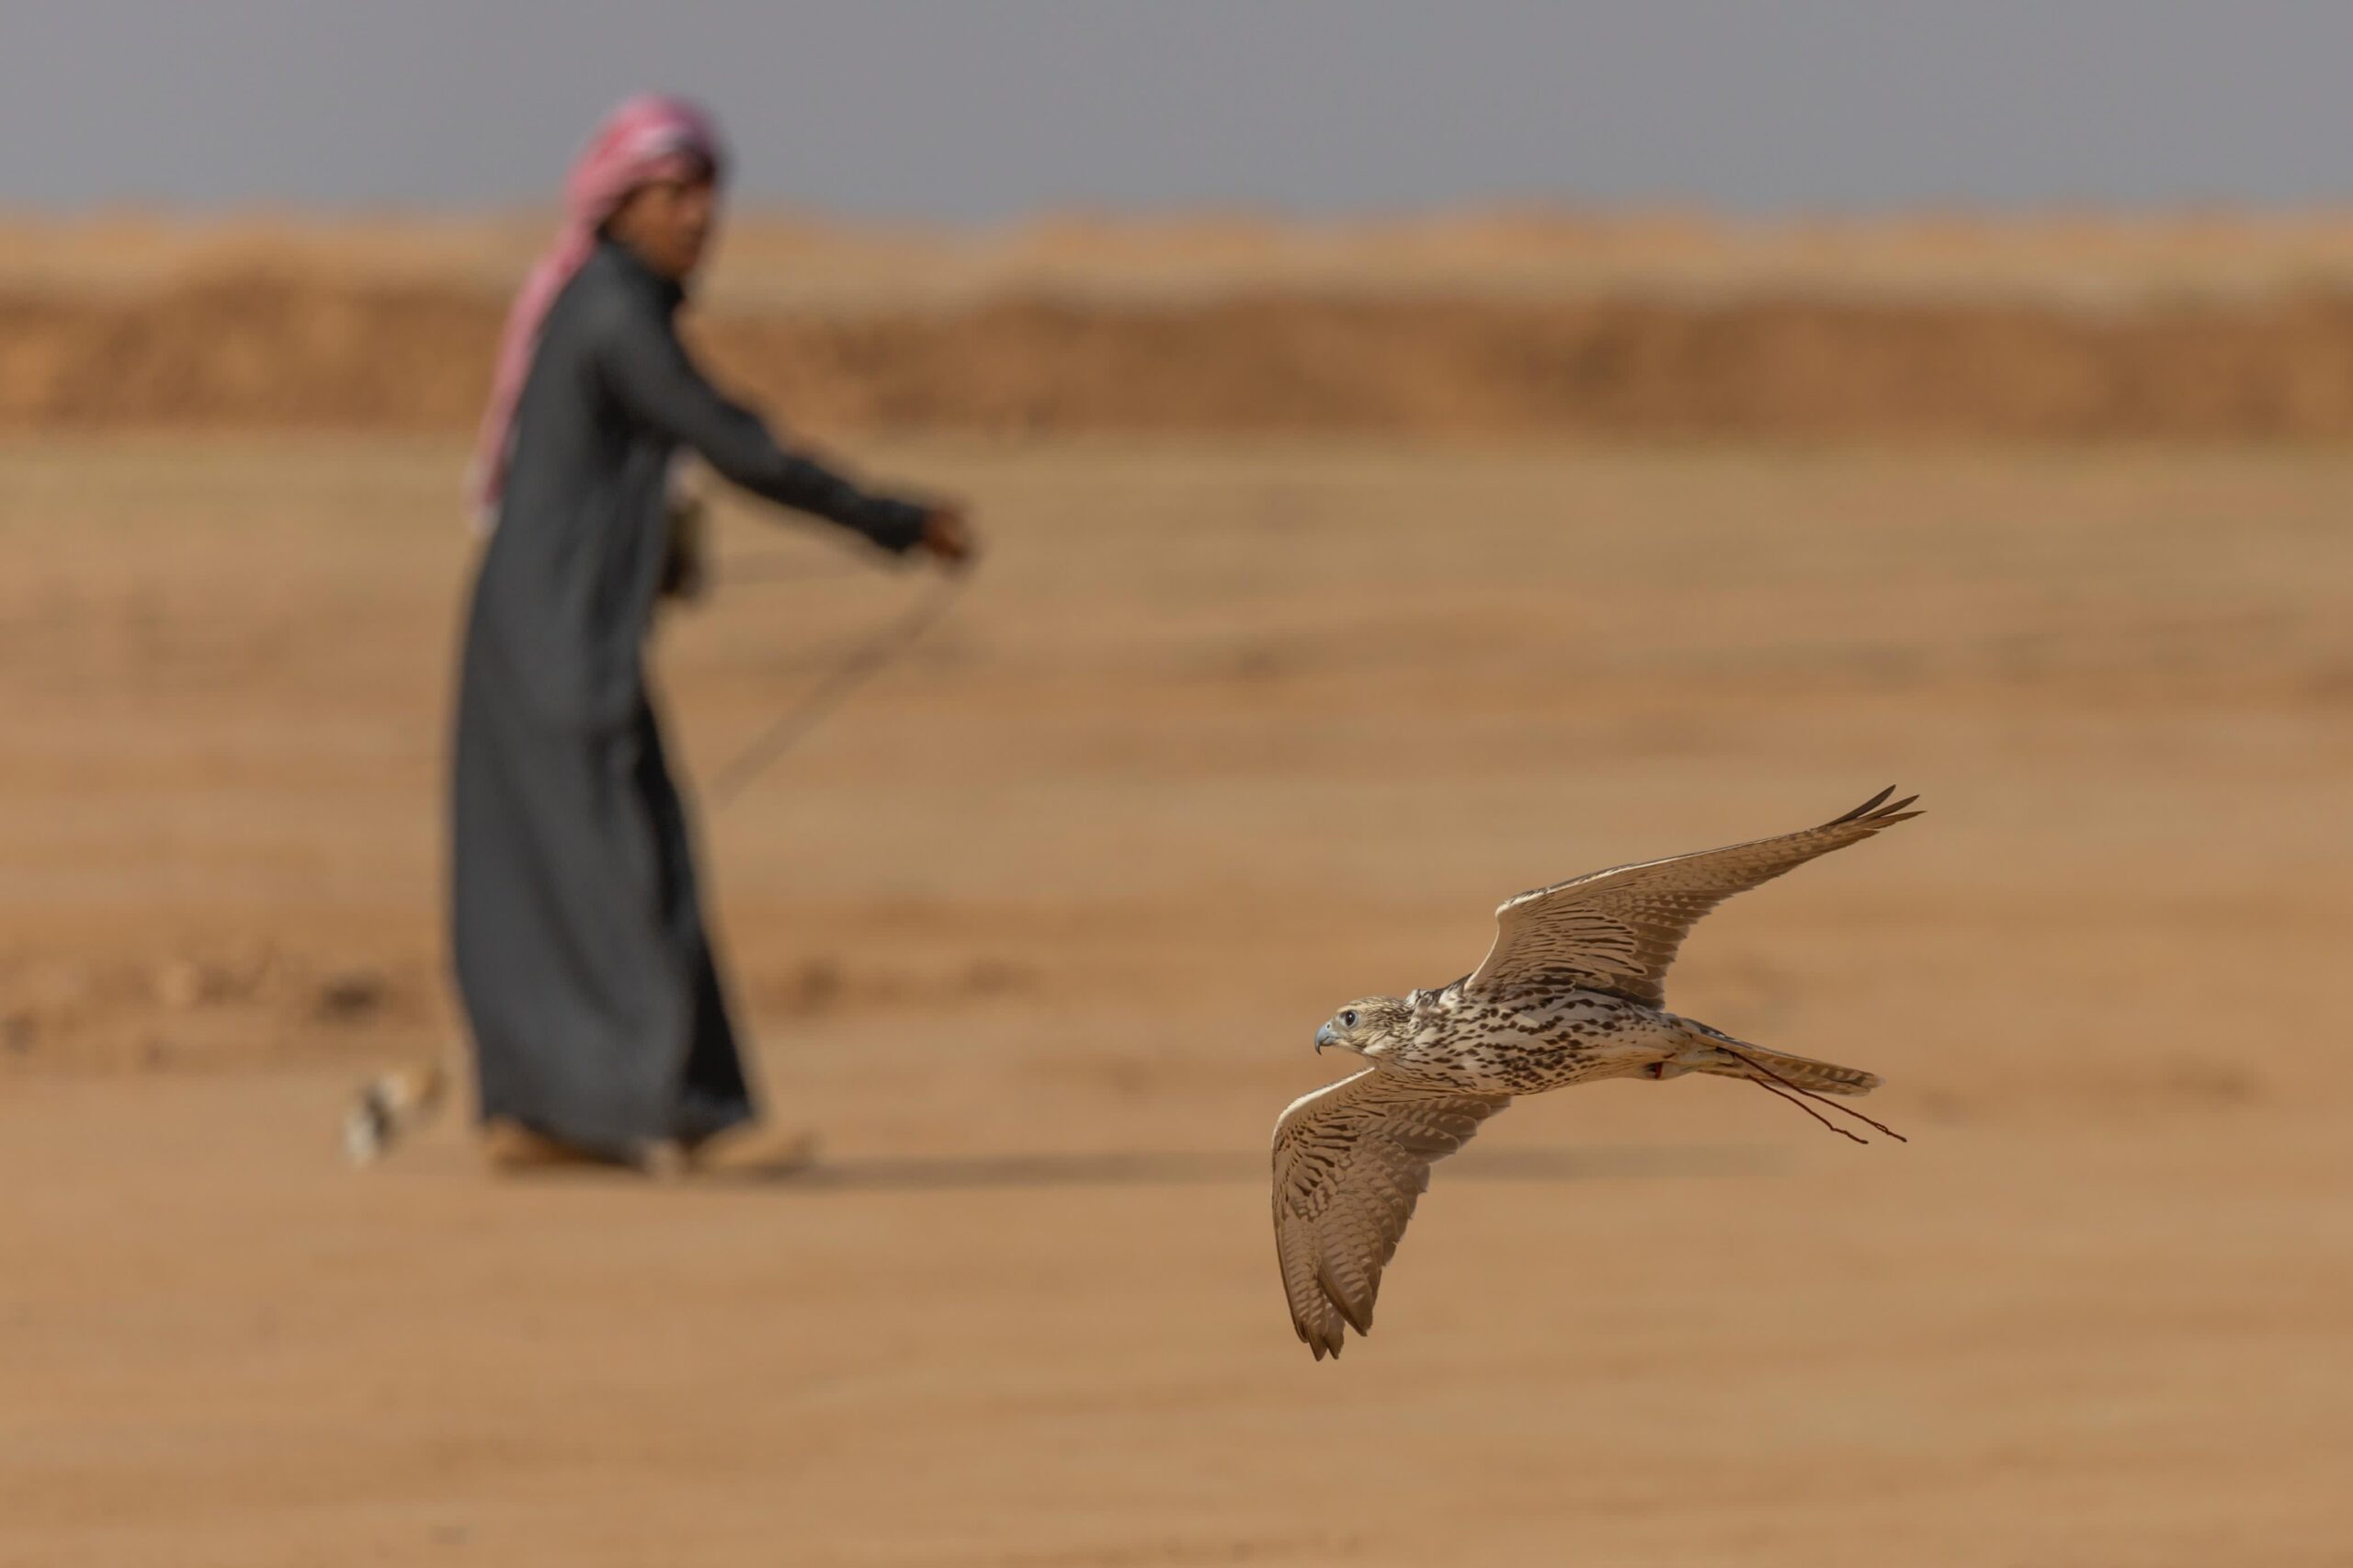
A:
449;95;969;1169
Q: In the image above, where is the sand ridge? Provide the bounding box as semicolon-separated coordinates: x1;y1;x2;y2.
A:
16;212;2353;437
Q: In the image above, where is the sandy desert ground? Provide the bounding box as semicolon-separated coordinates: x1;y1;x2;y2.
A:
2;431;2349;1565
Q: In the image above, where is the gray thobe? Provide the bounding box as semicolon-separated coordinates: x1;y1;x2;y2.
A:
452;239;926;1158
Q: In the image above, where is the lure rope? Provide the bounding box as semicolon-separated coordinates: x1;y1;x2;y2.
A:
702;567;969;810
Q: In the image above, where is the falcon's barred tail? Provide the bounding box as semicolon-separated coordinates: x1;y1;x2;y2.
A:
1693;1042;1881;1096
1672;1018;1881;1096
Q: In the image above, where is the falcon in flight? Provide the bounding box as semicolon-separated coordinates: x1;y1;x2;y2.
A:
1270;789;1920;1360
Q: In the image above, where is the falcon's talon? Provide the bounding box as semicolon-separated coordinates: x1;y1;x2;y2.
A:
1271;789;1921;1360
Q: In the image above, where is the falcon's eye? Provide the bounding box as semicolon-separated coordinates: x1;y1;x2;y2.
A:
1340;1009;1359;1028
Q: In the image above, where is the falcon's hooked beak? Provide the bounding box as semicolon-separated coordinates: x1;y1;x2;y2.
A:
1313;1023;1335;1053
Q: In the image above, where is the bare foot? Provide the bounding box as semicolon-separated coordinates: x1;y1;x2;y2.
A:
481;1121;622;1173
691;1126;823;1179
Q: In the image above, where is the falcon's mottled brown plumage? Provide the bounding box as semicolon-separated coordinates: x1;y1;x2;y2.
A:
1271;1070;1512;1360
1465;787;1920;1006
1271;790;1920;1359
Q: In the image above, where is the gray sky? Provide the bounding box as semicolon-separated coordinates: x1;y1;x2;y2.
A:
5;1;2353;217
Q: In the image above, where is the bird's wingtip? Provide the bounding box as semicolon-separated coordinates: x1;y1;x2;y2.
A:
1833;786;1923;828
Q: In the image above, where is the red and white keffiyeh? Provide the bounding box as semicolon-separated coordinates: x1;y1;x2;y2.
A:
468;95;728;523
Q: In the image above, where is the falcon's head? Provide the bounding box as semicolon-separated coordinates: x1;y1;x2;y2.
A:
1314;996;1412;1059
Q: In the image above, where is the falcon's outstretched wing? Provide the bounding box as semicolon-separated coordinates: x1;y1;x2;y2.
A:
1271;1069;1512;1360
1464;788;1921;1006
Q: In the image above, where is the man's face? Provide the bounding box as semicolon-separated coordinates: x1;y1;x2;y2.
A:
613;170;719;281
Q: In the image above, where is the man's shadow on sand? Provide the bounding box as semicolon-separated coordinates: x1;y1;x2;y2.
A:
705;1143;1779;1192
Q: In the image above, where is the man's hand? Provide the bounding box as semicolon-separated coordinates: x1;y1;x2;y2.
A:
921;505;976;568
658;486;710;603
